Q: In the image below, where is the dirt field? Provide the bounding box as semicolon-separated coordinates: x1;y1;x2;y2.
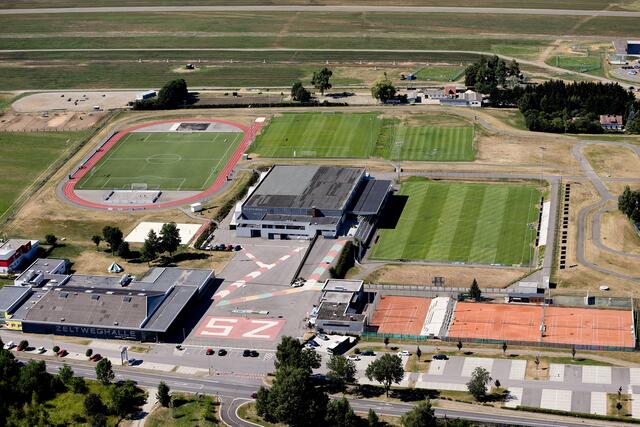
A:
0;111;106;131
363;264;529;288
583;144;640;179
600;210;640;255
12;91;138;113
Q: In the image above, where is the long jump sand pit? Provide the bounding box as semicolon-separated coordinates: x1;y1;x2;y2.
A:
448;302;635;349
370;295;431;335
125;222;204;244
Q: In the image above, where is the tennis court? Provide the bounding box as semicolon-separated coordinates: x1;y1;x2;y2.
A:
448;302;542;343
370;295;431;335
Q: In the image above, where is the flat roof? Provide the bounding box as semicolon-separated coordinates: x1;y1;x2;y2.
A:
0;239;32;260
144;286;198;331
245;165;364;212
316;301;366;323
350;179;391;215
0;286;31;312
323;279;363;293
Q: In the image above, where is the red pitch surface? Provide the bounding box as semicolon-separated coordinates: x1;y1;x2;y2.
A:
370;296;430;335
63;118;261;210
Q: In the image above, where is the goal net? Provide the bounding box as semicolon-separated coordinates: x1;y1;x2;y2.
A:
131;183;148;191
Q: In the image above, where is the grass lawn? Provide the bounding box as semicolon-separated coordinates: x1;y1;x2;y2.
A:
415;66;465;82
76;131;242;191
370;179;541;265
252;113;474;161
0;131;87;220
251;112;380;158
547;54;603;76
237;402;283;427
44;380;125;426
0;277;14;287
146;393;219;427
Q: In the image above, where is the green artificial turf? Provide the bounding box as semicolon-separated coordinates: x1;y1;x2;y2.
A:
252;113;475;161
370;179;541;266
76;131;242;191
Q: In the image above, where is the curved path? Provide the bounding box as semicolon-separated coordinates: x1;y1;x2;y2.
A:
572;139;640;282
1;5;640;17
60;118;261;211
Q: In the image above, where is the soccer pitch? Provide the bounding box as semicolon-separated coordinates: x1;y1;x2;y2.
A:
76;131;243;191
370;179;541;266
251;113;474;161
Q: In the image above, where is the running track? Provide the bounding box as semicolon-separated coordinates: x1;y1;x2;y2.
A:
62;118;261;210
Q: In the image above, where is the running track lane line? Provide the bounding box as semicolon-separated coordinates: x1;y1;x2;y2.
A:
62;118;261;210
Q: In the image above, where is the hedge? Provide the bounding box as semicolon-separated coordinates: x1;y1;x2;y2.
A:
329;241;354;279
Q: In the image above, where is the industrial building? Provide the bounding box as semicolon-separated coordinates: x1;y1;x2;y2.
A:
2;258;214;341
0;239;39;274
311;279;370;334
233;165;391;240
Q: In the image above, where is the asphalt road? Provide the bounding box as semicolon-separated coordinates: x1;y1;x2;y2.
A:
1;5;640;17
15;353;626;427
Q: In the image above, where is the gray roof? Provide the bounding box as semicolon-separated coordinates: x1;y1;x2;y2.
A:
323;279;363;293
316;301;366;323
245;165;364;212
144;286;198;331
349;180;391;215
0;286;31;312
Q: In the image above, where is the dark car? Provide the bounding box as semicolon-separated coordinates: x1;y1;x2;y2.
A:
361;350;375;356
90;354;102;362
206;348;215;356
234;245;242;251
250;350;259;357
243;349;251;357
57;349;68;357
226;244;234;251
432;354;449;360
218;349;227;356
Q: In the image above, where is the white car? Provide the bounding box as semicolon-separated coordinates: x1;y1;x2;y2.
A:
397;350;410;357
36;346;46;354
3;341;15;350
347;355;360;361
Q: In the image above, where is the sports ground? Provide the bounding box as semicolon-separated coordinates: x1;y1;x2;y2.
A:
76;131;243;191
369;295;431;335
370;179;541;265
251;113;474;161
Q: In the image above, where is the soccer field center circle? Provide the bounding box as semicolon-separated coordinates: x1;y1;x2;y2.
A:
63;118;261;210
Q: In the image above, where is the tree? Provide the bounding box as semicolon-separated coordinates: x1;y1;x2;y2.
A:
367;408;380;427
311;67;333;95
52;345;60;354
469;278;481;301
326;354;356;387
274;336;320;374
160;222;181;257
291;81;311;102
91;235;102;251
95;359;114;385
157;381;171;408
325;397;359;427
383;337;390;348
58;364;74;385
534;355;540;370
110;380;143;417
85;348;93;358
416;346;422;361
45;234;57;247
18;340;29;351
255;387;273;422
571;346;576;360
400;399;436;427
371;73;396;103
102;226;123;253
157;78;189;108
140;239;157;266
84;393;106;418
18;360;53;402
365;354;405;397
457;340;463;352
467;367;491;401
70;376;88;394
502;342;507;355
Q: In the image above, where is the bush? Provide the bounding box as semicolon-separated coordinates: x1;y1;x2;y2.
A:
70;376;88;394
18;340;28;351
86;348;93;358
52;345;60;353
329;241;355;279
354;348;361;354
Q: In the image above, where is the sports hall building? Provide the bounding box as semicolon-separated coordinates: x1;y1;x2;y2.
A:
0;258;214;341
233;165;391;240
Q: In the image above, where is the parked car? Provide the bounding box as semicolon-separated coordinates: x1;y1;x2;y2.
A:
361;350;375;356
432;354;449;360
347;355;360;361
89;353;102;362
250;350;259;357
36;346;46;354
234;245;242;251
243;349;251;357
57;349;68;357
397;350;410;357
3;341;15;350
218;349;227;356
206;348;215;356
226;244;234;251
175;344;184;351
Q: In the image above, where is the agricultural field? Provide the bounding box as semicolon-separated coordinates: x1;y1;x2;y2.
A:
251;113;474;161
414;66;465;82
370;179;541;265
76;131;243;191
0;131;87;221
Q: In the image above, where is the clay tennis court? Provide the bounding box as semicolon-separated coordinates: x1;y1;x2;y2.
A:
448;302;542;343
448;302;635;348
370;296;430;335
544;306;635;348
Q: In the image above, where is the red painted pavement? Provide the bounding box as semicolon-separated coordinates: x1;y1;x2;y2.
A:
63;118;262;210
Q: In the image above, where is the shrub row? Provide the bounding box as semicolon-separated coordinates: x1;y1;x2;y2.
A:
329;241;354;279
510;405;640;424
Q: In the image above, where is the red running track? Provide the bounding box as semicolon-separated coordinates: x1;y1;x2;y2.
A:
63;118;262;210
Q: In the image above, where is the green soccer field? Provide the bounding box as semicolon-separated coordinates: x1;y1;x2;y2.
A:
370;179;541;266
251;113;474;161
76;131;243;191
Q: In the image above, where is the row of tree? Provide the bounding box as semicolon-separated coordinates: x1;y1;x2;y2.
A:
464;55;520;94
618;186;640;224
133;79;190;110
140;222;181;264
